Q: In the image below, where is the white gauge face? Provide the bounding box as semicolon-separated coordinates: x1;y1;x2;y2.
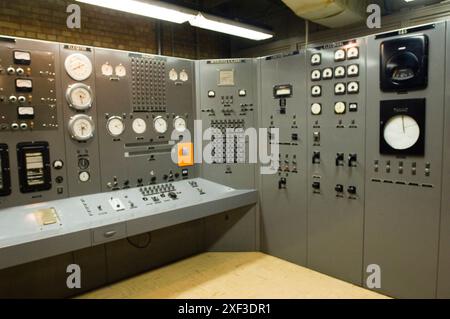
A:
335;66;346;78
334;102;346;114
101;63;113;76
68;115;95;141
347;46;359;59
348;64;359;76
107;116;125;137
311;85;321;97
322;68;333;79
132;118;147;135
384;115;420;150
115;64;126;77
335;83;346;94
65;53;93;81
180;70;189;82
174;117;187;133
335;49;346;61
14;51;31;61
348;81;359;93
311;53;321;65
79;171;91;183
154;116;168;134
311;70;321;81
66;84;93;110
311;103;322;115
169;68;178;81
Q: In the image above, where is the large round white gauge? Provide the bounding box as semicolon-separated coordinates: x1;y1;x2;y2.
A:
101;63;113;76
334;102;346;114
180;70;189;82
347;46;359;59
66;83;93;111
132;118;147;135
115;64;126;77
311;103;322;115
65;53;93;81
174;116;187;132
169;68;178;81
383;115;420;150
153;116;168;134
68;114;95;141
107;116;125;137
311;53;321;65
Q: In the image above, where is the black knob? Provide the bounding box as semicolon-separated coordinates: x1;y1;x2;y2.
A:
312;182;321;190
168;192;177;199
151;177;157;182
335;184;344;193
348;186;357;195
163;174;169;180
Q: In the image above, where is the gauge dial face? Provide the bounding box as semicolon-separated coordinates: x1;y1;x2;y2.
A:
79;171;91;183
347;46;359;59
153;116;168;134
66;84;93;110
115;64;126;77
311;103;322;115
132;118;147;135
335;49;346;61
322;68;333;79
65;53;93;81
101;63;113;76
169;68;178;81
383;115;420;150
68;115;95;141
311;53;321;65
334;102;346;114
107;116;125;137
174;116;187;132
179;70;188;82
335;66;346;78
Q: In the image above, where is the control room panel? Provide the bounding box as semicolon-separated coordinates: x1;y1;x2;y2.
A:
2;21;450;299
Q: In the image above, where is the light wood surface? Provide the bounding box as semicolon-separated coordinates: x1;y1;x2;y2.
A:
79;252;388;299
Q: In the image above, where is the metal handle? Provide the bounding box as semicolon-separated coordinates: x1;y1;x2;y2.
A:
104;231;117;238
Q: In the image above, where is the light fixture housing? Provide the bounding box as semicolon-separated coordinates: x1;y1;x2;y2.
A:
189;13;273;41
76;0;196;24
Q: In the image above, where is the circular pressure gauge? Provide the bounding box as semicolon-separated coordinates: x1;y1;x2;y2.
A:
174;116;187;132
115;64;127;77
153;116;168;134
132;118;147;135
383;115;420;150
107;116;125;137
65;53;93;81
68;114;95;141
66;83;93;111
101;63;113;76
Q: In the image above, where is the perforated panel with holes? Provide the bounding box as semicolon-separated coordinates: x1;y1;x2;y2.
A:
130;54;167;113
210;119;246;164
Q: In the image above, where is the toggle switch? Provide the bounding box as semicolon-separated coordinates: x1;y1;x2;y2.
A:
312;151;321;164
348;154;357;167
336;153;344;166
335;184;344;193
347;186;357;195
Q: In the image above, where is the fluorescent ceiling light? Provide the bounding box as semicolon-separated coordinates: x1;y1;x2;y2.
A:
76;0;196;24
189;13;274;41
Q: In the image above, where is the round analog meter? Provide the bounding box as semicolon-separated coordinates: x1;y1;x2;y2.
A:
180;70;189;82
334;102;346;114
334;49;346;61
68;114;95;141
115;64;126;77
107;116;125;137
169;68;178;81
79;171;91;183
383;115;420;150
174;116;187;132
66;83;93;111
153;116;168;134
65;53;93;81
132;118;147;135
311;103;322;115
101;63;113;76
